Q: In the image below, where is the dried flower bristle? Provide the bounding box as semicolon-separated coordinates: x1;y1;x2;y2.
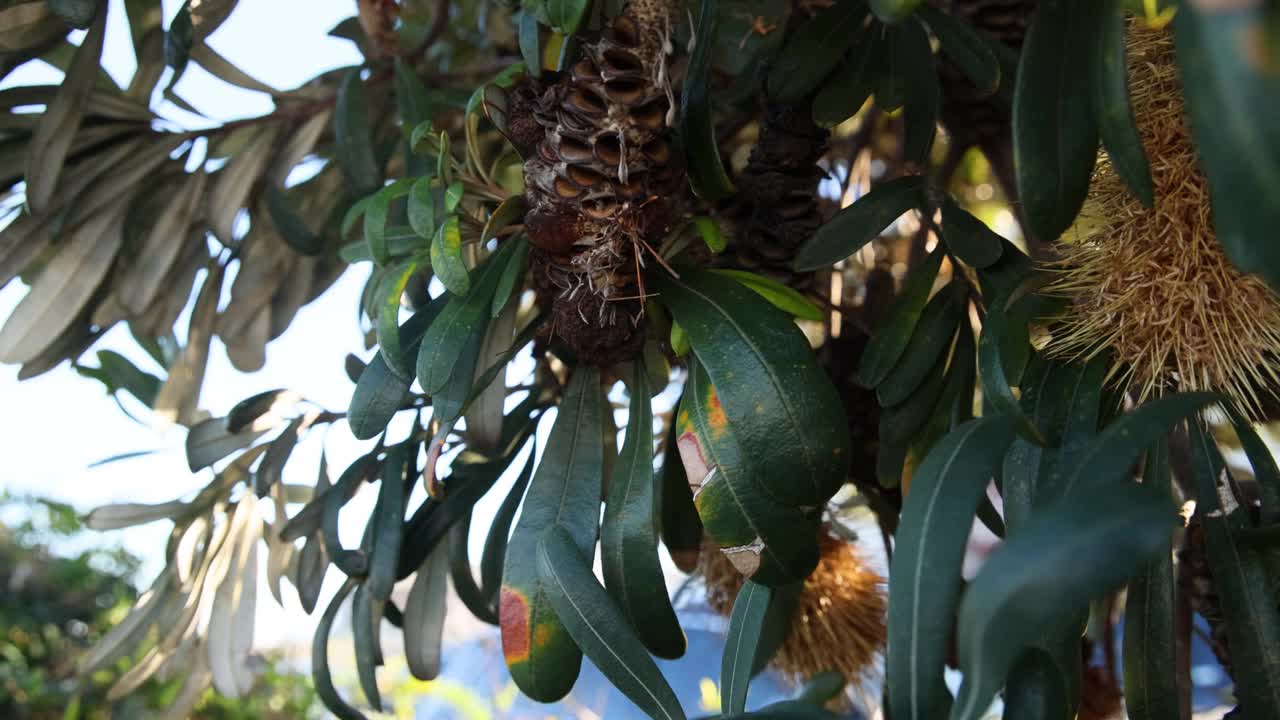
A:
1045;23;1280;418
702;530;887;693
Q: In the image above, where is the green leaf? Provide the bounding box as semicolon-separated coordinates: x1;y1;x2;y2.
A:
537;526;687;720
794;175;924;272
501;367;604;702
951;482;1175;720
654;269;849;509
1123;439;1179;720
877;330;952;489
312;579;366;720
492;235;530;317
545;0;588;34
680;360;820;585
394;58;433;136
876;280;964;407
1012;0;1100;241
767;0;871;102
76;350;162;408
519;11;542;77
887;417;1016;720
680;0;735;203
364;179;414;266
1093;0;1154;208
712;269;823;322
601;361;686;659
265;185;322;255
660;399;703;572
858;246;943;387
812;25;880;127
1227;410;1280;525
430;319;486;422
368;443;409;601
1059;392;1219;498
721;580;773;715
408;176;442;239
940;199;1003;268
870;0;922;24
1187;420;1280;716
350;297;446;440
977;289;1045;445
375;260;419;379
1002;648;1070;720
898;18;939;166
351;582;383;710
1000;360;1073;532
324;455;377;578
1036;354;1110;507
481;444;537;600
335;68;381;196
1173;2;1280;293
417;238;521;394
405;544;449;679
693;216;727;254
450;513;498;624
431;215;470;296
917;5;1000;97
47;0;98;28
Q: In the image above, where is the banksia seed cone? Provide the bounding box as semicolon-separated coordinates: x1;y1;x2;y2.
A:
703;529;887;689
522;1;683;366
1045;23;1280;418
722;99;829;292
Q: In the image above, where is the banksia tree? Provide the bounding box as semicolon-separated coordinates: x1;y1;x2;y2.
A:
2;0;1280;718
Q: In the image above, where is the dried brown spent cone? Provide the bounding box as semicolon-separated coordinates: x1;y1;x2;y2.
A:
522;2;683;365
1044;22;1280;419
702;529;887;689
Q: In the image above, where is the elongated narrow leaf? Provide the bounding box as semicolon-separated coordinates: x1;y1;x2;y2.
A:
1093;0;1154;208
481;444;536;599
977;289;1044;444
660;399;702;572
405;544;449;680
940;199;1003;268
877;341;950;489
768;0;870;101
1060;392;1218;498
887;417;1015;720
899;17;938;165
501;367;603;702
655;270;849;509
859;247;943;387
918;5;1000;97
1123;438;1179;720
368;443;408;600
537;526;687;720
952;483;1175;720
519;11;542;78
313;579;366;720
876;281;963;407
1012;0;1100;242
418;238;521;394
0;206;126;364
25;8;104;213
375;260;419;379
680;0;734;202
492;234;530;316
795;176;924;271
1001;648;1070;720
351;581;383;710
680;359;820;584
119;170;207;313
450;514;497;624
812;27;881;128
712;269;823;322
601;361;686;659
431;215;470;295
1173;2;1280;293
1227;411;1280;524
1188;420;1280;716
335;68;380;195
722;580;772;715
870;0;921;24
